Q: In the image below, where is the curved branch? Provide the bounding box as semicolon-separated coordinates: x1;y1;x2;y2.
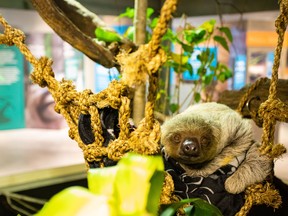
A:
218;79;288;122
30;0;136;68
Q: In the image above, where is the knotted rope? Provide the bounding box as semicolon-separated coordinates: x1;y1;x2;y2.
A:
236;0;288;215
0;0;178;201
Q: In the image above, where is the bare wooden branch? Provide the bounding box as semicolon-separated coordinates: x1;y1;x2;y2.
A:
218;79;288;121
30;0;136;68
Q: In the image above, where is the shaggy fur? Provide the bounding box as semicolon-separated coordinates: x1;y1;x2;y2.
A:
161;102;272;194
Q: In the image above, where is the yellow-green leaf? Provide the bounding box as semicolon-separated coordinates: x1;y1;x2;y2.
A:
88;166;118;197
114;153;164;215
35;186;115;216
170;53;189;64
200;19;216;34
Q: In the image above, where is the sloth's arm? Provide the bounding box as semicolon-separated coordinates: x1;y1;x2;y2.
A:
224;142;272;194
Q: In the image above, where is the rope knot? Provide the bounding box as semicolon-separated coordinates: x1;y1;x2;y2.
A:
83;145;107;162
259;142;287;158
275;0;288;33
78;89;93;114
30;57;54;87
129;119;161;154
91;80;125;109
4;26;25;46
107;139;132;161
236;182;282;216
147;46;167;75
258;98;287;121
53;80;77;106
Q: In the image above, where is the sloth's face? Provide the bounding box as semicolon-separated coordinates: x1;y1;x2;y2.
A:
161;116;221;165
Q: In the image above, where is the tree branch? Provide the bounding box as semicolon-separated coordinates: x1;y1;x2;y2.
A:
218;79;288;122
30;0;136;68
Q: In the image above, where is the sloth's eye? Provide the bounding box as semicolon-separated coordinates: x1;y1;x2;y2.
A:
200;137;210;145
173;134;181;143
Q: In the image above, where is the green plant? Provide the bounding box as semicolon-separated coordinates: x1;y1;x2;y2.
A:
162;18;233;113
34;153;222;216
94;9;233;116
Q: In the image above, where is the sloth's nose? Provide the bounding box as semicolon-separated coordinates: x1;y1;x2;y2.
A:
182;138;199;156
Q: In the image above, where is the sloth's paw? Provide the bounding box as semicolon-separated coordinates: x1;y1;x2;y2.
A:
225;175;246;194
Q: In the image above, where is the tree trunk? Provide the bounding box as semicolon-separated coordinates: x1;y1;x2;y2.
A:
132;0;148;125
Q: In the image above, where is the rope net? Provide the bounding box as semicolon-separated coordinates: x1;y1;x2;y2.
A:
0;0;178;204
0;0;287;215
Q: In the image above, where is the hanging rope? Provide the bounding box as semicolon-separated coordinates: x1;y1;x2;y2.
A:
236;0;288;215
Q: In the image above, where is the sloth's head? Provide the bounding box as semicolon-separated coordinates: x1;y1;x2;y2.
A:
161;113;222;165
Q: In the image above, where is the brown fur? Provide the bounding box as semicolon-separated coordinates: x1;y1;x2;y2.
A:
161;102;272;194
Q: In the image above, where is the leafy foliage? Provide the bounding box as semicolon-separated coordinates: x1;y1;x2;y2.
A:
163;19;232;112
35;153;222;216
118;7;159;43
97;8;233;115
160;198;222;216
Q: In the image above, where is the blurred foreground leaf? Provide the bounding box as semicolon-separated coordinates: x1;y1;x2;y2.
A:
36;153;164;216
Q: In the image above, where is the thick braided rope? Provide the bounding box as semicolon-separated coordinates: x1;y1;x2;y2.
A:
235;183;282;216
257;0;288;157
236;0;288;215
109;0;179;160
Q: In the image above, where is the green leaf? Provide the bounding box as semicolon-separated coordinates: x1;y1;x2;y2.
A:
194;92;201;103
88;166;118;196
197;64;206;76
213;35;229;52
169;103;179;113
207;51;215;65
184;205;194;215
95;27;122;43
160;198;222;216
35;187;116;216
185;63;193;76
119;7;134;19
146;8;154;19
181;42;194;53
209;65;217;71
146;170;165;214
217;72;226;82
166;61;190;74
184;28;206;44
150;17;159;29
219;27;233;42
37;154;166;216
203;74;214;85
162;28;178;43
123;26;135;41
156;92;162;101
114;153;164;215
217;70;232;82
156;90;167;101
190;198;223;216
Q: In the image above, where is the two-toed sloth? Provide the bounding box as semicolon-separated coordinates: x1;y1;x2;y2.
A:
161;102;272;194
